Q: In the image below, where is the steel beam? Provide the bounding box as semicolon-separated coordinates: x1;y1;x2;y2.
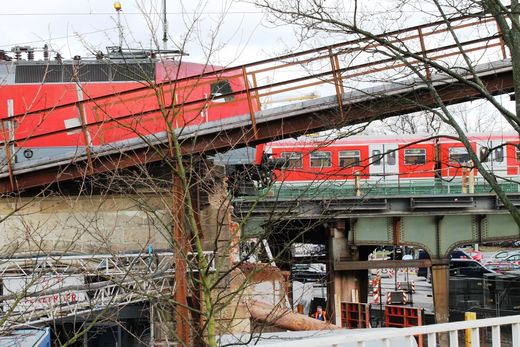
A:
235;193;519;218
334;259;433;271
172;170;191;345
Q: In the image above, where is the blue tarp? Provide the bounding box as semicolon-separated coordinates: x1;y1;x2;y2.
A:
0;328;51;347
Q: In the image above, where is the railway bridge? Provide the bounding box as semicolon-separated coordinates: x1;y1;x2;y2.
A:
234;181;520;324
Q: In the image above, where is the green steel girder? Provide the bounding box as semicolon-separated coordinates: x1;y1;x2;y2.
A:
351;214;519;258
238;193;520;257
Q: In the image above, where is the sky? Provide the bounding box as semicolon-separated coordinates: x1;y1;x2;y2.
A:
0;0;514;133
0;0;295;66
0;0;435;65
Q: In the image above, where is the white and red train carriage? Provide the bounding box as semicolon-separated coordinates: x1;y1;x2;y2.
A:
255;133;520;186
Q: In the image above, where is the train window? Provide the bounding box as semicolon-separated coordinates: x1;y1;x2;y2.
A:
310;151;332;168
372;150;382;166
516;146;520;161
494;147;504;162
281;152;303;168
449;147;469;164
339;150;360;167
210;80;234;102
404;148;426;165
479;147;489;162
387;151;396;165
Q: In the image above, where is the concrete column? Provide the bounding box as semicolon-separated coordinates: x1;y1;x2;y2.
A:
328;221;368;326
431;263;450;323
200;164;251;335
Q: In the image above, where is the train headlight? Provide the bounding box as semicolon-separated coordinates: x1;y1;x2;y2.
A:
23;149;33;159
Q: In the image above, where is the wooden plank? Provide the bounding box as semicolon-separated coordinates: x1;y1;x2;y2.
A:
334;259;432;271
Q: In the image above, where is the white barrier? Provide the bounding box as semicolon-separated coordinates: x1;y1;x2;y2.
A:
261;314;520;347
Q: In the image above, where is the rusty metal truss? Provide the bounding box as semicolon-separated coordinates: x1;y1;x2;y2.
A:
0;251;215;330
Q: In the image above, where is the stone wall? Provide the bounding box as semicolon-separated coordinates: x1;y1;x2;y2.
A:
0;194;172;255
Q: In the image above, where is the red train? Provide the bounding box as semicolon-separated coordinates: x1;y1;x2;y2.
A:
0;46;258;168
256;133;520;185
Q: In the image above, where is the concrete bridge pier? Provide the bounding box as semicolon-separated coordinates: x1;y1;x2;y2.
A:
328;221;368;325
431;262;450;324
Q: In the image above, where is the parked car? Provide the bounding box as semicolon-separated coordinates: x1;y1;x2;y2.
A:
499;240;520;247
499;240;515;247
387;247;403;260
497;253;520;266
449;259;496;278
450;248;472;260
468;250;483;262
485;262;520;274
418;248;472;279
486;250;519;264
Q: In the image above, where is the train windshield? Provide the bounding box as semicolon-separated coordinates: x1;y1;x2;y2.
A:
210;80;234;102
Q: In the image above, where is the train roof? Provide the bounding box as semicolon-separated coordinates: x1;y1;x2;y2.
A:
0;46;226;84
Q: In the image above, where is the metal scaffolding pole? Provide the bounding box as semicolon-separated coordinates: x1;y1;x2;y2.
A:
173;169;190;345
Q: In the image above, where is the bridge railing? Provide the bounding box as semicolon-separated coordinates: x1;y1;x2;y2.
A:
261;314;520;347
2;274;175;330
260;175;519;199
245;14;505;109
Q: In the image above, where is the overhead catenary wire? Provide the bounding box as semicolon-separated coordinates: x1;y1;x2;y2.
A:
0;27;119;49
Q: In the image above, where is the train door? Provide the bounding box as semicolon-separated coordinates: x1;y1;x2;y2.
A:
477;140;494;175
383;144;399;180
490;140;507;177
440;142;475;178
478;140;507;178
369;143;399;181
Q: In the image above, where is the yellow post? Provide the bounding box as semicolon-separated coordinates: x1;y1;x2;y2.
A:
461;166;468;193
354;171;361;197
468;160;475;194
465;311;477;347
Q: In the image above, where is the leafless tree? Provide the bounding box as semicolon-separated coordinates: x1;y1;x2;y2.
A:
0;3;339;346
250;0;520;226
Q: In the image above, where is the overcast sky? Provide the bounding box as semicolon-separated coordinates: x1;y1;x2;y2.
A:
0;0;436;65
0;0;301;66
0;0;513;132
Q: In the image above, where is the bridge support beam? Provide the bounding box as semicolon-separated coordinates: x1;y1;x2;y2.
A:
431;263;450;324
173;169;191;346
328;221;368;326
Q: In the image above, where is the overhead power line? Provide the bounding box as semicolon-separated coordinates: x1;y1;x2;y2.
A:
0;27;119;49
0;11;267;16
0;9;421;16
